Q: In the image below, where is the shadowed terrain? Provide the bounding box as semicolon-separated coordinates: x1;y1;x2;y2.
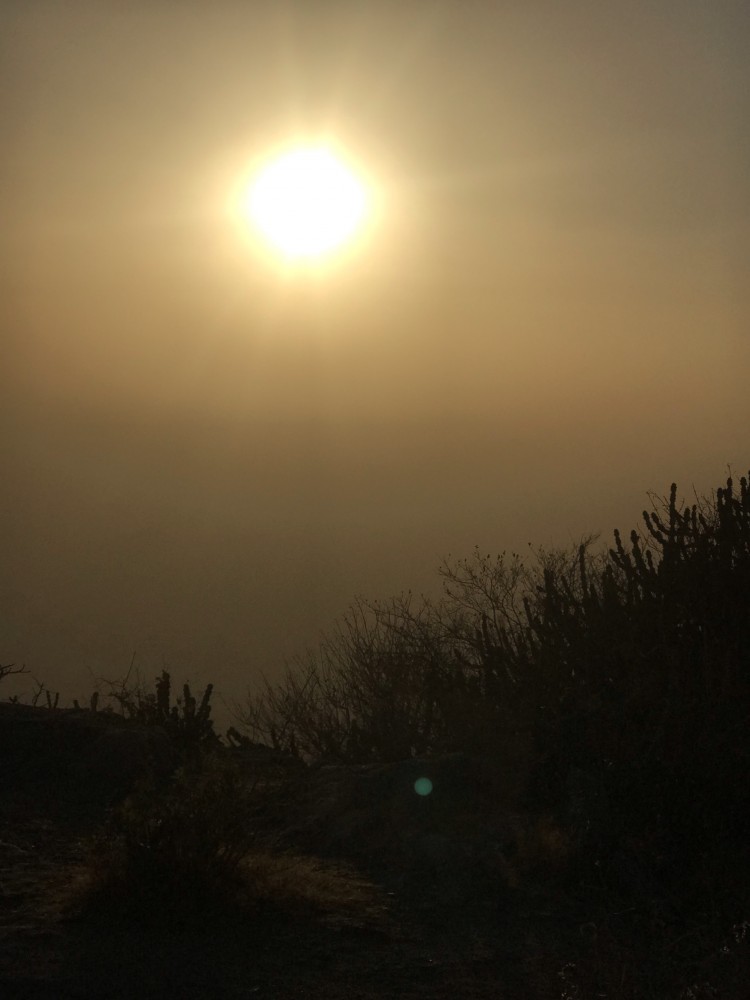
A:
2;472;749;998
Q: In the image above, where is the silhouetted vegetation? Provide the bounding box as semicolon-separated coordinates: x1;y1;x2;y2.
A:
77;751;262;924
236;470;750;996
2;469;748;996
97;665;222;758
73;750;385;930
0;661;28;686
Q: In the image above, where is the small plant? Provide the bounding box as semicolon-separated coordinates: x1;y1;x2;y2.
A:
0;662;27;685
3;676;64;709
78;752;265;924
72;691;100;711
95;665;221;757
73;751;386;929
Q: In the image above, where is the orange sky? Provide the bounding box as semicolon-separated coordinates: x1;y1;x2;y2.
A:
2;1;748;722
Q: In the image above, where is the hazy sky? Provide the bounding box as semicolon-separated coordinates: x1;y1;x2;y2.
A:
2;1;748;722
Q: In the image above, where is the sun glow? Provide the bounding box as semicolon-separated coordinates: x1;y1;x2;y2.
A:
241;146;368;260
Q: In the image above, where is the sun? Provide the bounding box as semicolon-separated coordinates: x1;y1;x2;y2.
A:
241;146;368;260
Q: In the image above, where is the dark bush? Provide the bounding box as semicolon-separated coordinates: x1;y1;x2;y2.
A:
79;751;264;924
237;594;456;763
102;668;222;760
239;471;748;783
237;469;750;993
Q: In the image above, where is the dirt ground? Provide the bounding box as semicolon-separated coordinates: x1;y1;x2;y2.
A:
4;710;744;999
0;705;551;999
0;801;540;1000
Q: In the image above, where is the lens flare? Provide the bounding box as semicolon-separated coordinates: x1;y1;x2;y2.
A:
414;777;433;796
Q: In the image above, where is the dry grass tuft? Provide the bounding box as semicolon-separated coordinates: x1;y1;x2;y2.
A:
60;748;389;931
235;850;390;927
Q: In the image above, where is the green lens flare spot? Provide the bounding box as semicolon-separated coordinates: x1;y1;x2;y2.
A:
414;777;433;796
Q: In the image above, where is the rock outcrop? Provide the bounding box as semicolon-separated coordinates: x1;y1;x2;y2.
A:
0;702;180;810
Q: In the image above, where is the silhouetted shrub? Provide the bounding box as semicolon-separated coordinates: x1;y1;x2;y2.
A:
73;750;387;929
78;752;265;923
239;474;748;787
238;594;456;763
0;662;28;686
516;473;750;998
238;469;750;970
101;668;221;759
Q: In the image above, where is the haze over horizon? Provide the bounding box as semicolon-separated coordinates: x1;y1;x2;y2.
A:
2;1;748;724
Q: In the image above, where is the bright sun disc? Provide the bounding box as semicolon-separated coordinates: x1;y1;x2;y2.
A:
244;147;367;259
